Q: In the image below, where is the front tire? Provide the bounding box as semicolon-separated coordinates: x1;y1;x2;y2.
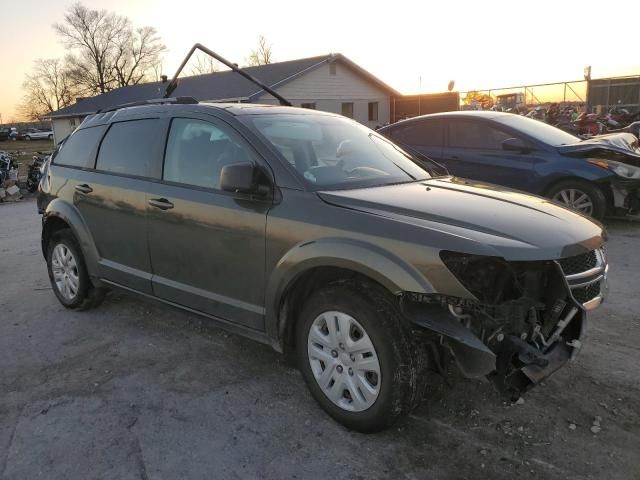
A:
25;135;31;141
46;229;104;310
547;179;607;221
296;281;428;432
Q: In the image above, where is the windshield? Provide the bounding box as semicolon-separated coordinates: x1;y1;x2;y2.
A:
245;114;431;190
494;114;580;146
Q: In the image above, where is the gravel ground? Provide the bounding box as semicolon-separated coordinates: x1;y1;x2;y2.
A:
1;198;639;480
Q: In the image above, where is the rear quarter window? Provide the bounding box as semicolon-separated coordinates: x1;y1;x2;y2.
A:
387;120;444;147
448;120;513;149
96;119;162;178
53;125;106;168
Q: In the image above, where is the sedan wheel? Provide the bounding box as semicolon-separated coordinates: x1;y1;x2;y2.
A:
552;188;594;216
307;311;381;412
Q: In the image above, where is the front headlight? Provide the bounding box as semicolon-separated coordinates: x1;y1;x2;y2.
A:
589;159;640;179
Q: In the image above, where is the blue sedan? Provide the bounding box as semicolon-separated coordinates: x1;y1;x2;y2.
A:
379;111;640;220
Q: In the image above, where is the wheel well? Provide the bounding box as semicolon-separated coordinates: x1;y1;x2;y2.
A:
278;266;392;352
41;216;70;257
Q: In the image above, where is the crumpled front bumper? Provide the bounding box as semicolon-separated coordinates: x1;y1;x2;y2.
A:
492;310;586;396
403;297;589;397
609;178;640;213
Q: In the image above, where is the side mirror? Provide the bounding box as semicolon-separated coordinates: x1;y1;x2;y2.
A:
220;163;270;195
502;137;532;153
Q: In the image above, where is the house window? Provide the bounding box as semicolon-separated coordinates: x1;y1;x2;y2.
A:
330;63;337;75
301;103;316;109
341;102;354;118
69;118;76;127
368;102;379;122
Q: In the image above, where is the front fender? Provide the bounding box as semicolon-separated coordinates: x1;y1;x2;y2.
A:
265;237;434;346
536;158;617;189
43;199;101;281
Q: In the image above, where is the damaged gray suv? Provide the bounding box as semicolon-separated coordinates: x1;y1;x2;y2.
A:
38;99;608;432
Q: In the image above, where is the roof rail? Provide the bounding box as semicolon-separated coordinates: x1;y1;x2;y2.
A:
96;96;198;114
164;43;292;106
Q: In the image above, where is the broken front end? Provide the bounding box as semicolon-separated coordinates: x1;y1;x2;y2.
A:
404;248;608;397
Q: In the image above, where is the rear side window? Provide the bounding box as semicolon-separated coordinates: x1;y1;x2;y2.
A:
96;119;161;177
53;126;106;168
388;120;444;147
448;120;513;150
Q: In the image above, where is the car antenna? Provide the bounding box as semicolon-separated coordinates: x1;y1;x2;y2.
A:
163;43;292;106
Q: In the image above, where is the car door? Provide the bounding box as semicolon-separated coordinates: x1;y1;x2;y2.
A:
443;118;536;191
146;115;271;331
72;118;166;294
384;118;445;165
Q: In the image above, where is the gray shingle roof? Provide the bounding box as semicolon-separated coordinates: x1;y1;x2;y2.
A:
47;54;399;119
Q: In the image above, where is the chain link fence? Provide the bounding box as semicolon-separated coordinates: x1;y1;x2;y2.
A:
460;80;587;110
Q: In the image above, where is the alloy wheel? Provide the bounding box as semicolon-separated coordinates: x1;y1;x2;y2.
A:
307;311;381;412
553;188;594;216
51;244;80;301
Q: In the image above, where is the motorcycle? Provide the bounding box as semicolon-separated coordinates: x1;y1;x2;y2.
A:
27;153;46;192
0;151;21;201
0;151;18;185
608;107;640;129
572;112;605;137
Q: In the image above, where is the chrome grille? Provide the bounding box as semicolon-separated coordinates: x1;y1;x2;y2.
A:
572;282;601;304
558;251;598;275
557;248;607;310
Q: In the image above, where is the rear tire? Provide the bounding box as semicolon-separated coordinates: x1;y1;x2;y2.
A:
296;281;428;432
546;179;607;221
46;229;105;310
25;135;31;141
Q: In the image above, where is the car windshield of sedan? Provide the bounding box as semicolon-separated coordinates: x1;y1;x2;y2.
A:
494;114;580;146
246;114;431;190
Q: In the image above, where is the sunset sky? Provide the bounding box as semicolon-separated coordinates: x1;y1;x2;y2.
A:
1;0;638;122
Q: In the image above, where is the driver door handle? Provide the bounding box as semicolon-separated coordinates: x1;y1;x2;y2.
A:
148;198;174;210
75;184;93;194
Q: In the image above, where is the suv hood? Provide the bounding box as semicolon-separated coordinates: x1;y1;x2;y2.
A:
318;177;605;261
558;132;640;165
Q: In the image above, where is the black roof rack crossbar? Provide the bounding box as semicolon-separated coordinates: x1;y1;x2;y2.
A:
163;43;292;106
96;96;198;114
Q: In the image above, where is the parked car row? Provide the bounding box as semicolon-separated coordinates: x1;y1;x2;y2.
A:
379;111;640;221
0;127;53;141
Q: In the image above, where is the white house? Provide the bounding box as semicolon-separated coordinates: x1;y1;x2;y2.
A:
46;54;399;143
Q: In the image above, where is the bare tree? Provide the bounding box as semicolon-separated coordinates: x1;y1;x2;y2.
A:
189;51;221;75
54;2;166;95
246;35;273;66
113;26;166;86
20;59;76;120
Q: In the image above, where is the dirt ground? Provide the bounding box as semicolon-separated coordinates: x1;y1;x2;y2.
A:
1;198;639;480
